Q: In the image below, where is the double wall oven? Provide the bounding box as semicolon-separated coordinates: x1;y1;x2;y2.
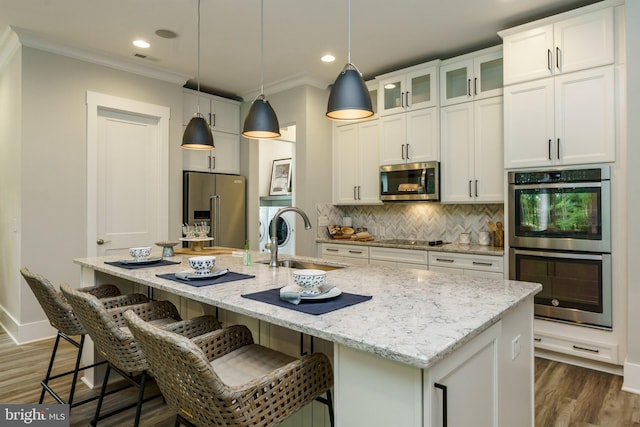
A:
508;165;612;329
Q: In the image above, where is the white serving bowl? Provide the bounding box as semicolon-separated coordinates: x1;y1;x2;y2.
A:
293;269;327;295
189;256;216;275
129;247;152;261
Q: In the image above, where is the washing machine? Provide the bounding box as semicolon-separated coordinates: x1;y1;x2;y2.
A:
267;207;295;255
258;207;271;253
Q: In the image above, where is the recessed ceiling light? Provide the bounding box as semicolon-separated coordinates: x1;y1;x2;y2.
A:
133;40;150;49
321;54;336;63
155;29;178;39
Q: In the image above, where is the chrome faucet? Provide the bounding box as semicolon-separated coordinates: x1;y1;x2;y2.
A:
269;207;312;267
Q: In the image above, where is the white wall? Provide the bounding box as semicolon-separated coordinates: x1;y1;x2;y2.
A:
623;0;640;392
0;42;186;343
259;139;293;197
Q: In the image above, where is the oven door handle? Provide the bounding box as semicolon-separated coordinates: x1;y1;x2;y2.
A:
512;182;603;191
511;248;605;261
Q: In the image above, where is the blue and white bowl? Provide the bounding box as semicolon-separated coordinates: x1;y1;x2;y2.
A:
293;269;326;295
129;247;151;261
189;256;216;275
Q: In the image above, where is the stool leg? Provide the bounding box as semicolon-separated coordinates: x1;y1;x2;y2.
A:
326;389;335;427
133;371;148;427
40;333;62;404
90;364;112;427
67;334;85;406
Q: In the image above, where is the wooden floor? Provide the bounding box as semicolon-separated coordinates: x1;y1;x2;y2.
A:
2;330;640;426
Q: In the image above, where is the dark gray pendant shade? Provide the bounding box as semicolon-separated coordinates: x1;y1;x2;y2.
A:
326;65;373;121
182;114;214;149
242;95;281;139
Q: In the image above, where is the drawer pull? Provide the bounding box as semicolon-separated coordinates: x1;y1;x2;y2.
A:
348;250;363;254
534;337;542;342
325;248;339;252
436;258;455;263
472;261;493;267
573;345;599;354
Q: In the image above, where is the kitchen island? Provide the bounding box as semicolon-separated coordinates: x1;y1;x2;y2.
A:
75;252;541;427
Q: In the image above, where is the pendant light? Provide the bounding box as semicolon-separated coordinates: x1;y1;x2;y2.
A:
242;0;281;139
182;0;214;149
326;0;373;121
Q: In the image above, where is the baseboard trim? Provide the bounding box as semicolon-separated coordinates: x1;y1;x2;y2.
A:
0;305;56;344
623;359;640;394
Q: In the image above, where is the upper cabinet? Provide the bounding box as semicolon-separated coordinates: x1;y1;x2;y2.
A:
183;89;240;134
379;108;439;165
182;89;241;174
440;46;503;107
377;62;439;116
501;8;614;86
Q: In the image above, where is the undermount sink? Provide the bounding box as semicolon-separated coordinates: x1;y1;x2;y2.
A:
257;259;345;271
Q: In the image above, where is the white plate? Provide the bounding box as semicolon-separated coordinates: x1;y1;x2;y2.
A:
119;257;163;265
175;268;229;280
281;285;342;300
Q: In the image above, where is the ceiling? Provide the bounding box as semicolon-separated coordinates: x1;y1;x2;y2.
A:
0;0;601;100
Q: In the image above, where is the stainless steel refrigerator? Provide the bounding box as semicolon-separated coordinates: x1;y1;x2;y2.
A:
183;171;246;249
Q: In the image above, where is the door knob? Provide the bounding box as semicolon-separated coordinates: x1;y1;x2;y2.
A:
97;239;110;245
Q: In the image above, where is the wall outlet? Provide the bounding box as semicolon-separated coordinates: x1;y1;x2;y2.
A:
512;335;521;360
318;216;329;227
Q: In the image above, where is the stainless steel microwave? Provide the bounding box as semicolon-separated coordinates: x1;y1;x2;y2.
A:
380;162;440;201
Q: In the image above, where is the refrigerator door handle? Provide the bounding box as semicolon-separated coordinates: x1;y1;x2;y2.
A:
209;195;221;246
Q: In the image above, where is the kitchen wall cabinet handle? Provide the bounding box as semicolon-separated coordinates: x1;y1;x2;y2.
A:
548;139;552;160
406;143;410;159
556;47;561;71
401;144;406;159
547;49;552;72
357;186;361;200
208;156;216;170
469;180;472;198
401;91;405;108
573;345;599;353
474;77;478;95
434;382;448;427
211;113;216;127
406;91;411;108
557;138;561;159
353;186;357;200
436;258;455;263
208;113;213;126
475;180;478;197
467;79;471;96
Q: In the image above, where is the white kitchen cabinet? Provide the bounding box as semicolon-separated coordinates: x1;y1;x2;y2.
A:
321;243;369;265
501;7;614;86
377;62;439;116
504;66;615;169
379;107;439;165
439;46;503;107
425;322;499;427
183;89;240;134
428;251;504;278
333;120;381;204
440;97;504;203
182;131;240;174
369;247;429;270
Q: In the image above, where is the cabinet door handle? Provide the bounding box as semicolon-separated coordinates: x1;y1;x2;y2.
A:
548;139;552;160
406;91;411;108
353;186;357;200
348;250;363;254
557;138;561;159
401;91;405;108
406;143;410;160
472;261;493;266
547;49;552;72
209;156;215;170
474;77;478;95
436;258;455;263
401;144;406;159
434;383;448;427
475;180;478;197
573;345;600;353
467;79;471;96
556;47;561;71
357;186;361;200
326;248;339;252
469;180;472;198
208;156;212;169
208;113;213;126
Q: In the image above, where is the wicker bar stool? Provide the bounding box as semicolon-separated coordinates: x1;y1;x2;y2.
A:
20;267;148;409
124;310;335;427
60;283;220;427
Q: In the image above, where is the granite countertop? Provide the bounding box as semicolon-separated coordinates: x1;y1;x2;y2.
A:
75;251;539;369
317;238;505;256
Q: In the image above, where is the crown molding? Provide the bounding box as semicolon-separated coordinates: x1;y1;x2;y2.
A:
11;26;191;85
241;72;329;102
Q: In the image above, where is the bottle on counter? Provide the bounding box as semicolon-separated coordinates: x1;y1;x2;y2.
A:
243;240;252;266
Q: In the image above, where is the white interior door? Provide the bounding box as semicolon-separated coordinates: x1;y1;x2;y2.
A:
97;110;160;256
87;92;170;258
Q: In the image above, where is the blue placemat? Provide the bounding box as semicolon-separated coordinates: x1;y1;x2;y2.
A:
105;259;181;269
241;288;372;315
156;272;255;287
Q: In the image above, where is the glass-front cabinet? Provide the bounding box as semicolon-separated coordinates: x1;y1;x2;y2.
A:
377;61;439;116
440;46;503;106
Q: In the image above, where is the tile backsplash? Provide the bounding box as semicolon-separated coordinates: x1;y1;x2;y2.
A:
317;203;504;245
